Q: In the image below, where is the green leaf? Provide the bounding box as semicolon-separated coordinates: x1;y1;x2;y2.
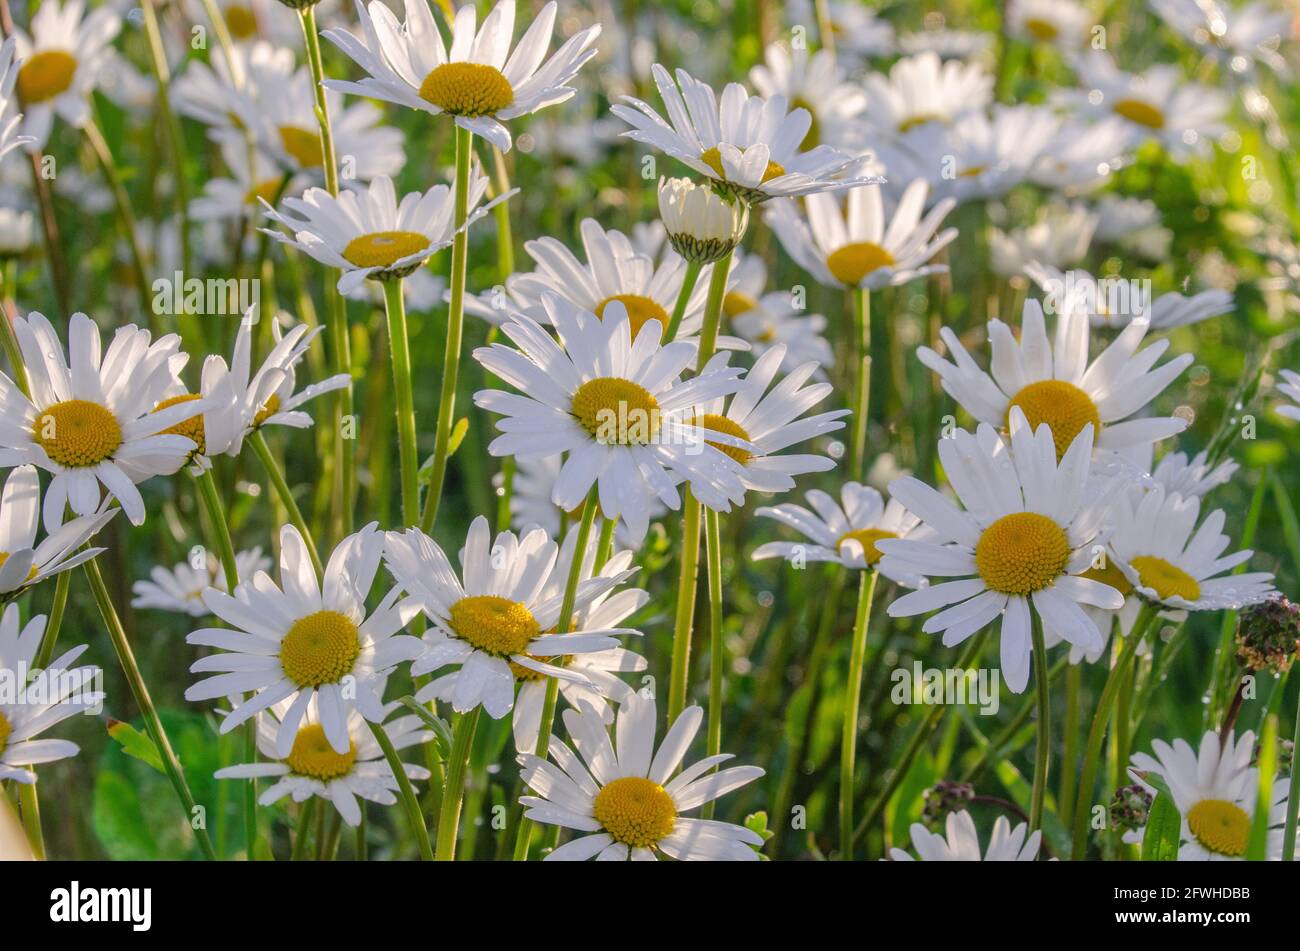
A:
1247;713;1279;861
1141;792;1181;861
448;417;470;457
399;696;453;759
106;719;164;774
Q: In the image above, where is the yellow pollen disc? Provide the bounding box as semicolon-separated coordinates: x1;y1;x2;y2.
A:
278;125;324;169
790;95;820;150
153;394;206;456
898;113;943;133
508;652;572;682
723;291;759;317
826;241;896;286
449;595;539;657
225;5;258;39
0;551;38;582
1186;799;1249;857
1024;18;1059;41
418;62;514;116
285;723;357;780
1113;98;1166;129
279;609;360;687
699;146;785;184
1130;555;1201;602
32;399;123;468
697;413;753;465
17;50;77;104
836;527;897;566
253;392;281;428
571;377;661;445
958;164;989;179
342;231;430;270
975;511;1070;595
1081;559;1133;597
0;711;10;757
592;776;677;848
756;326;777;343
1006;379;1101;461
594;293;671;339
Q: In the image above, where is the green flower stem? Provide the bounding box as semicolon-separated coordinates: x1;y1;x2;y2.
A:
249;430;324;579
1029;611;1051;832
33;570;70;670
0;291;28;397
495;457;516;532
839;567;878;859
593;512;617;573
84;557;217;860
140;0;192;279
434;708;481;861
958;655;1068;784
512;495;601;860
1058;660;1083;828
850;287;870;479
1284;689;1300;860
489;144;515;280
667;490;703;723
17;781;44;859
1071;604;1157;860
198;0;240;69
381;279;421;526
696;249;731;364
701;506;725;820
300;4;355;539
368;719;434;861
290;797;316;861
420;124;474;535
661;259;703;343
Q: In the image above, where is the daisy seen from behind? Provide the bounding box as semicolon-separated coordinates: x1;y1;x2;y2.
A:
0;37;34;161
0;464;113;599
890;810;1043;861
132;547;269;617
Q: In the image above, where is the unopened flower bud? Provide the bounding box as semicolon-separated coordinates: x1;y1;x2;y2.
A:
921;780;974;828
657;176;747;264
1235;595;1300;674
1109;783;1152;832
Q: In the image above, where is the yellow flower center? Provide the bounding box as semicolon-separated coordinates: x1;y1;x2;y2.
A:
571;377;661;445
418;62;514;116
17;50;77;104
1113;98;1166;130
245;179;283;207
790;95;820;150
1006;380;1101;461
32;399;123;468
697;412;753;465
1081;559;1133;597
594;293;671;340
154;394;206;456
448;595;538;657
723;290;759;317
278;125;324;169
0;711;9;756
1186;799;1249;857
0;551;39;582
1130;555;1201;602
225;4;258;39
285;723;357;780
342;231;430;270
700;146;785;184
508;652;572;682
958;164;989;178
1024;18;1059;41
253;392;281;428
898;113;943;133
591;776;677;848
975;511;1070;595
836;527;897;566
826;241;896;286
279;609;360;687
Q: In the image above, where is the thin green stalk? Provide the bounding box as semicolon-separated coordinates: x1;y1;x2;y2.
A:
84;557;217;860
696;249;731;363
1029;612;1050;831
489;144;515;280
667;491;702;723
420;124;474;534
434;708;480;861
249;430;324;578
702;506;724;821
661;259;703;343
17;781;44;859
593;513;617;574
1059;660;1082;828
290;797;317;861
958;656;1068;784
1284;688;1300;860
839;568;878;859
368;719;434;860
83;119;157;327
381;279;420;525
140;0;191;278
0;298;28;396
850;287;870;478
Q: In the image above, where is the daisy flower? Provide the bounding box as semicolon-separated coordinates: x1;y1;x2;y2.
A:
216;700;430;827
989;203;1097;278
1149;287;1235;330
889;810;1043;861
752;481;926;585
657;176;748;266
1092;196;1172;262
1277;368;1300;422
472;296;750;539
765;179;957;291
323;0;601;152
263;172;503;294
185;523;424;756
190;139;306;224
918;296;1194;461
519;691;765;860
1125;443;1239;498
859;51;992;138
1029;115;1134;192
1130;729;1292;859
0;465;112;599
1007;0;1093;50
132;547;270;617
0;37;34;161
748;43;866;150
790;0;895;65
1027;265;1234;331
171;42;289;144
897;29;995;60
384;516;640;719
0;312;204;528
10;0;121;150
0;603;103;783
880;412;1126;693
611;64;874;204
1151;0;1290;75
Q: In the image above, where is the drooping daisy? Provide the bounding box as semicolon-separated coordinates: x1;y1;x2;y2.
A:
0;312;204;528
263;172;503;293
1029;115;1134;192
1151;0;1290;75
0;465;113;599
881;412;1125;693
989;202;1096;278
753;481;926;585
1277;368;1300;422
0;603;103;783
10;0;121;149
472;296;750;539
657;176;748;266
748;43;866;150
1129;729;1293;860
323;0;601;152
765;179;957;291
185;523;424;755
0;37;34;161
385;516;640;719
1091;196;1172;263
519;691;765;860
918;296;1194;461
889;810;1043;861
215;700;430;827
859;51;992;139
132;547;270;617
1007;0;1093;50
1126;443;1239;498
612;64;873;204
